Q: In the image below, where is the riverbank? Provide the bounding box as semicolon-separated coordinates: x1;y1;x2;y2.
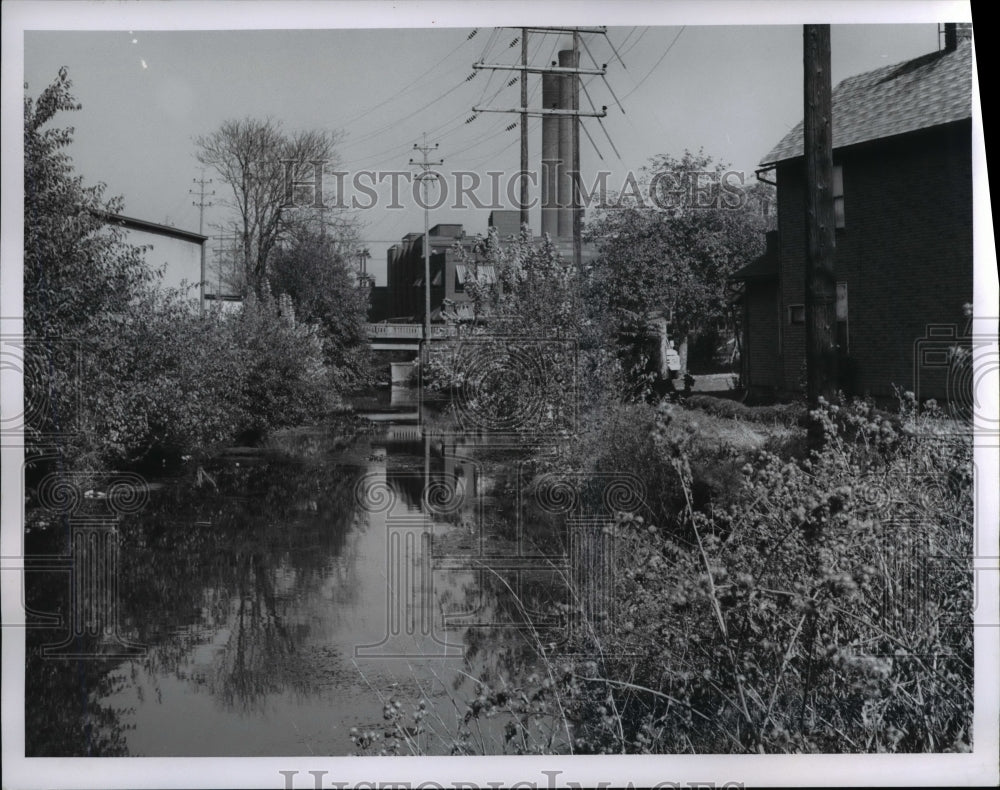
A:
366;391;974;755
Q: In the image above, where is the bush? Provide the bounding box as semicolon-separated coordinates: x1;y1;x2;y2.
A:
568;397;973;753
392;397;972;755
230;293;334;438
64;290;336;469
24;70;351;474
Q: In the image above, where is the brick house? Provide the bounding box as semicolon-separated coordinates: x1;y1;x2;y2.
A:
732;24;973;400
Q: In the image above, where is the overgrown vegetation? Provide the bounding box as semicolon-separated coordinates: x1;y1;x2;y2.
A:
360;396;972;755
402;217;972;755
24;70;367;472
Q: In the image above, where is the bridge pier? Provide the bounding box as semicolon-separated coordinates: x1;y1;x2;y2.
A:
390;360;418;385
365;323;458;385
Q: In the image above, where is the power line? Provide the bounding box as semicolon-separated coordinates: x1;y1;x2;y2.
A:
620;27;650;59
620;27;685;102
336;31;477;131
338;74;479;152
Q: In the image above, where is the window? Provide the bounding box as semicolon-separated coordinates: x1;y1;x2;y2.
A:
836;281;849;353
833;164;845;228
788;304;805;325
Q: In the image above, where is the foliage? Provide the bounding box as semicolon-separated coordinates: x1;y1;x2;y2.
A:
269;229;374;390
23;68;156;463
683;394;804;427
23;73;358;472
195;117;354;297
229;293;335;439
460;226;578;331
369;396;971;755
585;150;773;396
420;228;580;435
558;397;970;753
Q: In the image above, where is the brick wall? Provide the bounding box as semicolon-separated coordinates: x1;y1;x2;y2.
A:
774;120;972;399
745;279;782;388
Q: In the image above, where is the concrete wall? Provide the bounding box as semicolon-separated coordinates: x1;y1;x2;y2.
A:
126;226;204;300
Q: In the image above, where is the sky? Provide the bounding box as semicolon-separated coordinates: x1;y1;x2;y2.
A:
9;1;973;287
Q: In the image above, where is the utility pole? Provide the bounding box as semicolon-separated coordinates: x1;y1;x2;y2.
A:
410;135;443;366
190;172;214;315
520;27;529;230
803;24;837;446
473;28;610;273
571;30;582;277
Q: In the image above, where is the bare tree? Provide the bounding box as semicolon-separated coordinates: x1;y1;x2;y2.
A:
196;117;351;297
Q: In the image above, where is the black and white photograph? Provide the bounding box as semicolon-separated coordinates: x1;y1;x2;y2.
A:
2;1;996;788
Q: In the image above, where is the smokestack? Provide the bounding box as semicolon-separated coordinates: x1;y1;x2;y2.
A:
541;67;560;238
557;46;579;238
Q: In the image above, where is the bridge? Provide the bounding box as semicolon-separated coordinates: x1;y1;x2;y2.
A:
364;323;459;351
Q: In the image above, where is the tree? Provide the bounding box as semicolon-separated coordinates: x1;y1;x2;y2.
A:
423;228;579;434
195;117;352;298
24;68;155;464
585;150;773;395
269;229;374;390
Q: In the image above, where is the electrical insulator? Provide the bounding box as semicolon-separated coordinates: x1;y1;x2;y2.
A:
465;72;477;81
507;77;517;87
467;29;478;39
505;122;517;131
465;115;477;124
509;37;519;47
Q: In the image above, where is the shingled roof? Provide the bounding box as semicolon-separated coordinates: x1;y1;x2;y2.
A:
760;37;972;166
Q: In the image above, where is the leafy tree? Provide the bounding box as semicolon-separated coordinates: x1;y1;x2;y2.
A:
585;150;773;393
269;229;374;391
423;228;579;434
461;226;578;332
195;117;353;298
24;68;155;464
24;73;343;470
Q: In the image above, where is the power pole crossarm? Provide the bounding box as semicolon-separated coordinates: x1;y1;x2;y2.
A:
472;106;607;117
474;63;607;76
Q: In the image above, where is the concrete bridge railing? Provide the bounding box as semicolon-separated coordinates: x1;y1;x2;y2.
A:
364;323;459;341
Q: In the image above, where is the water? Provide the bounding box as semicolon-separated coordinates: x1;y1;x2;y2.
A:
24;388;571;756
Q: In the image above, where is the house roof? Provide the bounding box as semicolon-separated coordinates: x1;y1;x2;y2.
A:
760;39;972;166
730;230;779;282
729;253;778;282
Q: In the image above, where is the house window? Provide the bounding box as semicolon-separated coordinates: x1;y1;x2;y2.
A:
788;304;805;325
833;164;845;228
836;281;849;353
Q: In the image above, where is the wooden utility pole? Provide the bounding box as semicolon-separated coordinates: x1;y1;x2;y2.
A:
803;24;837;443
572;30;582;277
190;172;214;314
410;135;443;366
520;28;529;230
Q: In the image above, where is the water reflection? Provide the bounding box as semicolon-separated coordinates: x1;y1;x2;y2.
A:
25;387;573;756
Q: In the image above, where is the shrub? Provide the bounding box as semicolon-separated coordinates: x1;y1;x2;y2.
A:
230;293;333;438
574;397;973;753
388;397;972;755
